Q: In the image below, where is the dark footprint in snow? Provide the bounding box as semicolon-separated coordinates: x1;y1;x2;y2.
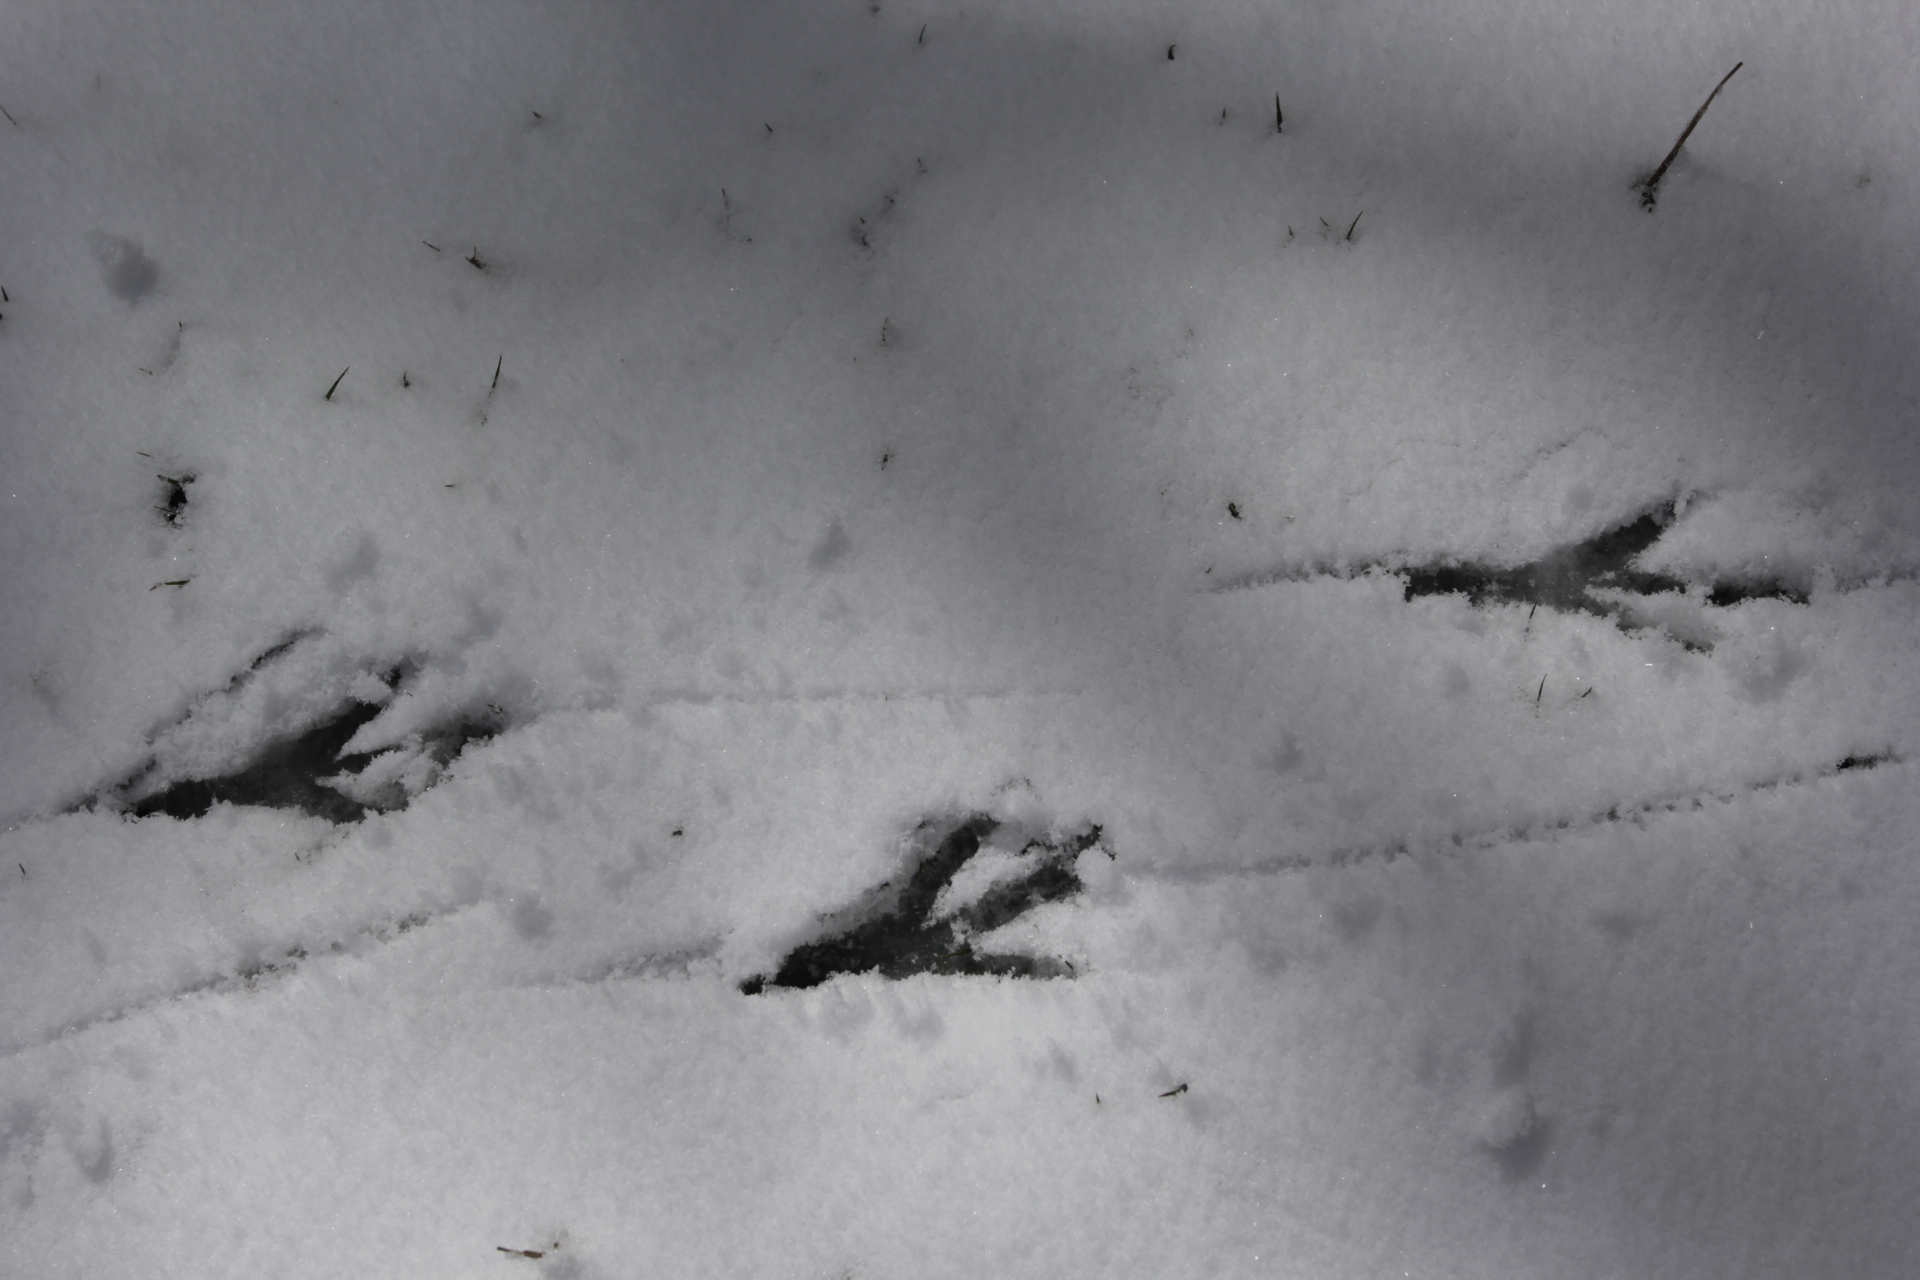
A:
1403;504;1688;614
130;699;388;823
1402;500;1807;622
741;812;1108;994
1222;498;1811;649
119;662;504;824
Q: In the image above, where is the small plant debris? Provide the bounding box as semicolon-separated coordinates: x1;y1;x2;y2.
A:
324;367;349;401
1345;211;1363;241
1275;95;1283;133
1159;1082;1189;1098
740;812;1108;993
149;579;191;590
1638;62;1743;210
466;247;487;271
154;472;195;526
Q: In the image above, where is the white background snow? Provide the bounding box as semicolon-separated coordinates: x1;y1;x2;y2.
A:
3;0;1919;1275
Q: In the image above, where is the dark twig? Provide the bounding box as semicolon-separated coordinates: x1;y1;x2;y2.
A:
324;367;348;401
1275;94;1283;133
1639;62;1743;209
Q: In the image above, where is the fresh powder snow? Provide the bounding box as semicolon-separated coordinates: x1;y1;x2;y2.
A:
3;1;1919;1276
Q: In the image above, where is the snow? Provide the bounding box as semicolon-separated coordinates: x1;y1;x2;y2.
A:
4;0;1920;1275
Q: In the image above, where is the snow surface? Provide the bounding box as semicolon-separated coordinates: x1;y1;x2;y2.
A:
3;0;1919;1275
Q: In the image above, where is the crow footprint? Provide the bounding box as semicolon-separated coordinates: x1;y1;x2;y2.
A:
741;812;1108;993
113;655;504;824
1219;498;1811;650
